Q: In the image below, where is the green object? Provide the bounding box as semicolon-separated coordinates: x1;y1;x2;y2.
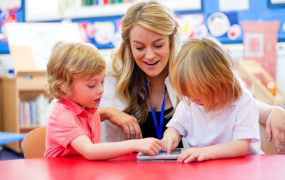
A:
85;0;93;5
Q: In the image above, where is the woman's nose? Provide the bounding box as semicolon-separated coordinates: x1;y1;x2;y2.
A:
145;47;155;60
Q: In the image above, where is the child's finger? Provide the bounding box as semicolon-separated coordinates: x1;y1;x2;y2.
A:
184;154;198;163
167;141;174;154
153;140;162;151
177;151;190;162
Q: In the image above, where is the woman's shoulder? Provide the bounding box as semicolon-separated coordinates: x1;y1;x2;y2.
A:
104;55;114;72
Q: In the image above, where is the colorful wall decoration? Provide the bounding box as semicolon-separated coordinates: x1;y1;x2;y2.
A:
1;0;285;53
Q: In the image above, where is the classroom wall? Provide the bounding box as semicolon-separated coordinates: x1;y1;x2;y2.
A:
0;0;285;90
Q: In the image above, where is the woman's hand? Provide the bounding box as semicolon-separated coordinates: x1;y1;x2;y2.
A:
265;106;285;154
98;107;142;140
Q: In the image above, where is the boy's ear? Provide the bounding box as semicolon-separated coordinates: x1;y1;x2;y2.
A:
59;84;67;94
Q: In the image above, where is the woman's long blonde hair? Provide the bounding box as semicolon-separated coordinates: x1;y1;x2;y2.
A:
171;36;242;113
110;0;181;124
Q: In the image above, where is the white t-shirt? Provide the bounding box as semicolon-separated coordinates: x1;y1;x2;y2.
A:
167;89;263;154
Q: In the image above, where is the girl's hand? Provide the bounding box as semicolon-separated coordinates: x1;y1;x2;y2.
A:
178;147;210;163
135;138;162;156
161;137;178;153
161;127;181;153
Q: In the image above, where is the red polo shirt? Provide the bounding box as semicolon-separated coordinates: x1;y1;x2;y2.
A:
45;99;101;158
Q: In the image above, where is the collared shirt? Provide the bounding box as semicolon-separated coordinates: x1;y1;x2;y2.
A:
167;89;263;154
44;99;101;158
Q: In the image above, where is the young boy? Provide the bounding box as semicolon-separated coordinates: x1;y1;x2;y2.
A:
45;41;161;160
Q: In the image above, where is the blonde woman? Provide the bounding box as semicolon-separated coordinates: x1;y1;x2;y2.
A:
100;0;182;146
162;36;262;163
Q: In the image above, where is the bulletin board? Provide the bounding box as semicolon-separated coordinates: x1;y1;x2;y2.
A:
71;0;285;48
0;0;25;53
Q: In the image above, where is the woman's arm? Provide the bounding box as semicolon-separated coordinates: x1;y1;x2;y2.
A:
98;107;142;140
70;135;161;160
256;100;285;154
178;139;250;163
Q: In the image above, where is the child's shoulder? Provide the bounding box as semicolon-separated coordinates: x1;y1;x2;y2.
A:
235;88;256;106
52;100;75;117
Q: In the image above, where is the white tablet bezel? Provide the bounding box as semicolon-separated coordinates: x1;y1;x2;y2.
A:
136;148;183;161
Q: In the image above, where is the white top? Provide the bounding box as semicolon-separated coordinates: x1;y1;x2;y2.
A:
167;89;263;154
100;56;178;142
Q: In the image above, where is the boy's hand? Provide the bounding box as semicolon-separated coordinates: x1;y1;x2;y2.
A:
178;147;210;163
135;138;162;156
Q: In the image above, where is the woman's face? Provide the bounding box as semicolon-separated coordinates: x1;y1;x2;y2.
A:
129;25;170;78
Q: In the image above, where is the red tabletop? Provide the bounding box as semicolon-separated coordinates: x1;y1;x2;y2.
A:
0;154;284;180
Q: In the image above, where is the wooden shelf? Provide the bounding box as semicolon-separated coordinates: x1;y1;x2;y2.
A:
1;73;47;152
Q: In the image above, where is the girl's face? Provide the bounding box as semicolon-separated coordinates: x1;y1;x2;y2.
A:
191;96;219;107
129;25;170;79
69;71;106;109
191;98;205;106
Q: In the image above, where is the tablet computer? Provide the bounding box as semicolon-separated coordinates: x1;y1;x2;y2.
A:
136;148;183;161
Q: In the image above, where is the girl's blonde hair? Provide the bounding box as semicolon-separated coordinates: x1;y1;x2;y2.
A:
170;36;242;113
111;0;182;124
46;41;106;100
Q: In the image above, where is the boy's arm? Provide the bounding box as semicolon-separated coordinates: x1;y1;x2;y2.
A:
162;127;182;153
98;107;142;140
178;139;250;163
70;135;161;160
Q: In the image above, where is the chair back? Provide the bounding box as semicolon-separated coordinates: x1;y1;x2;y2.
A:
259;123;278;154
22;126;46;158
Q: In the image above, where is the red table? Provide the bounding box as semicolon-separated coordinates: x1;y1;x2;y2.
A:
0;154;284;180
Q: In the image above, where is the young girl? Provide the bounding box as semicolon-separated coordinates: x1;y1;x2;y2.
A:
162;36;263;163
44;41;162;160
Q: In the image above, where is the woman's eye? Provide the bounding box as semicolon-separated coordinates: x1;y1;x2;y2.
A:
155;44;163;48
88;85;95;88
136;47;144;51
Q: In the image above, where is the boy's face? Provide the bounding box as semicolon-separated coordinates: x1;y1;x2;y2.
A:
70;71;106;109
